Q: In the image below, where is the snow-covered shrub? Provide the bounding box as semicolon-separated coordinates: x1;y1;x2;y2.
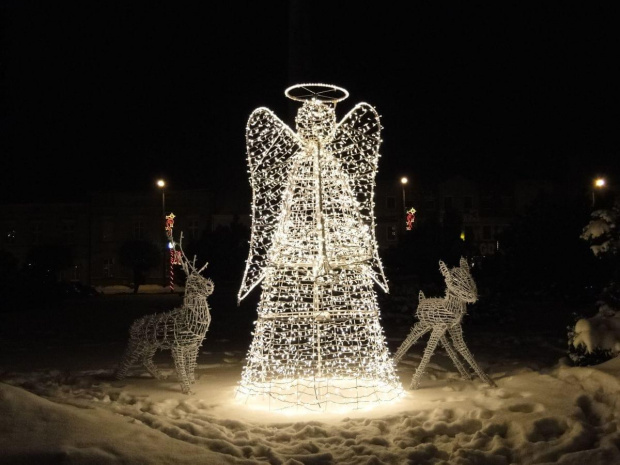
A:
568;309;618;366
569;202;620;365
581;206;620;257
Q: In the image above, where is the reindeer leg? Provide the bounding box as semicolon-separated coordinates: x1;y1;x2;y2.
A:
142;345;167;380
115;339;142;379
185;344;200;384
449;325;496;387
411;326;446;390
440;335;471;380
393;323;431;364
172;346;191;394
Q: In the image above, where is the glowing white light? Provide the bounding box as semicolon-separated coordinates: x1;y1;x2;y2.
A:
157;179;165;188
594;178;606;188
236;84;403;411
116;233;214;394
393;257;496;389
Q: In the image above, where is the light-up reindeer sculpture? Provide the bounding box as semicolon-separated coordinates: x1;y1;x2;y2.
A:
393;257;495;389
236;83;402;410
115;233;214;394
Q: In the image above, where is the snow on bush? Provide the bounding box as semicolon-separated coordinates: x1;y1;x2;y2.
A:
573;305;620;353
570;203;620;364
580;207;619;257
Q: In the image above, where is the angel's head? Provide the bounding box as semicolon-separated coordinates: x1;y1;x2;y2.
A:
295;99;336;143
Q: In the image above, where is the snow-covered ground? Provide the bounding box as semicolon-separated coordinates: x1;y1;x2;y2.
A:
1;290;619;465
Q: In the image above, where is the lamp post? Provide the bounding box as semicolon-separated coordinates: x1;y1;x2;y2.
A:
401;177;408;230
157;179;166;287
593;177;605;207
157;179;166;217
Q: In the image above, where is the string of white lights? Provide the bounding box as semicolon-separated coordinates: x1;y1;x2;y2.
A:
236;84;403;411
116;233;215;394
393;257;496;389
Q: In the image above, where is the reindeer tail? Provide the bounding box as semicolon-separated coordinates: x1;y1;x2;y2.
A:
128;315;148;340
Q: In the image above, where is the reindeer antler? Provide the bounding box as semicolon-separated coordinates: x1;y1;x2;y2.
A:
176;231;208;275
439;260;450;279
176;232;191;276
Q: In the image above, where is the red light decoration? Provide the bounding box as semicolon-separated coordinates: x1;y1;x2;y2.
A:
406;208;416;230
165;213;176;292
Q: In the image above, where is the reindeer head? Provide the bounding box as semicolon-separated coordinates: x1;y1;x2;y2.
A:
175;232;214;298
439;256;477;303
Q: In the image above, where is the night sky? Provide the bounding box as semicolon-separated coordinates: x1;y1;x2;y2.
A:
1;1;618;203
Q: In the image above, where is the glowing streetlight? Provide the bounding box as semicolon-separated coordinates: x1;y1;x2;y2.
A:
156;179;167;287
592;177;606;207
156;179;166;218
401;177;408;231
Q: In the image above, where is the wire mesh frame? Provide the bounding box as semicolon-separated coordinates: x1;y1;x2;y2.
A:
393;257;496;389
236;86;404;411
115;233;215;394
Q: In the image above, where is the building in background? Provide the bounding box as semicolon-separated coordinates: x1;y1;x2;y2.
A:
0;189;236;287
375;175;556;257
1;177;555;288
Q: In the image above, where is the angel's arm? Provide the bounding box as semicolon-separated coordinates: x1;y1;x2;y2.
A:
238;107;302;303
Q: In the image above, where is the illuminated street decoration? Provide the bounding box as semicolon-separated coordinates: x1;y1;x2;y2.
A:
116;233;214;394
165;213;177;292
165;213;175;236
406;207;416;230
236;83;403;411
393;257;495;389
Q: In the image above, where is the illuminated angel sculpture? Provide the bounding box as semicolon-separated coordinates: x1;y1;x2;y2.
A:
236;84;403;411
115;233;214;394
393;257;496;389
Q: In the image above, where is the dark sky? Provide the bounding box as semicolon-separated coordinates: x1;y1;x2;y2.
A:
1;1;619;202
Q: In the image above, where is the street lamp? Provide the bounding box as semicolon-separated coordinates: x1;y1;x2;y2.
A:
401;177;408;230
157;179;166;218
156;179;167;287
592;177;606;207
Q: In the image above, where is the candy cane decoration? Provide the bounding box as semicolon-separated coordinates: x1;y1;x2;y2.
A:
165;213;176;292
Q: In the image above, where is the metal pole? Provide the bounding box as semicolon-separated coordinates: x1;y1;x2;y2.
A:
162;190;165;219
402;185;407;230
162;190;166;287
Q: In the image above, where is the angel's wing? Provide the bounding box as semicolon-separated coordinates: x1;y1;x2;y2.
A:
238;107;303;302
330;103;388;292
